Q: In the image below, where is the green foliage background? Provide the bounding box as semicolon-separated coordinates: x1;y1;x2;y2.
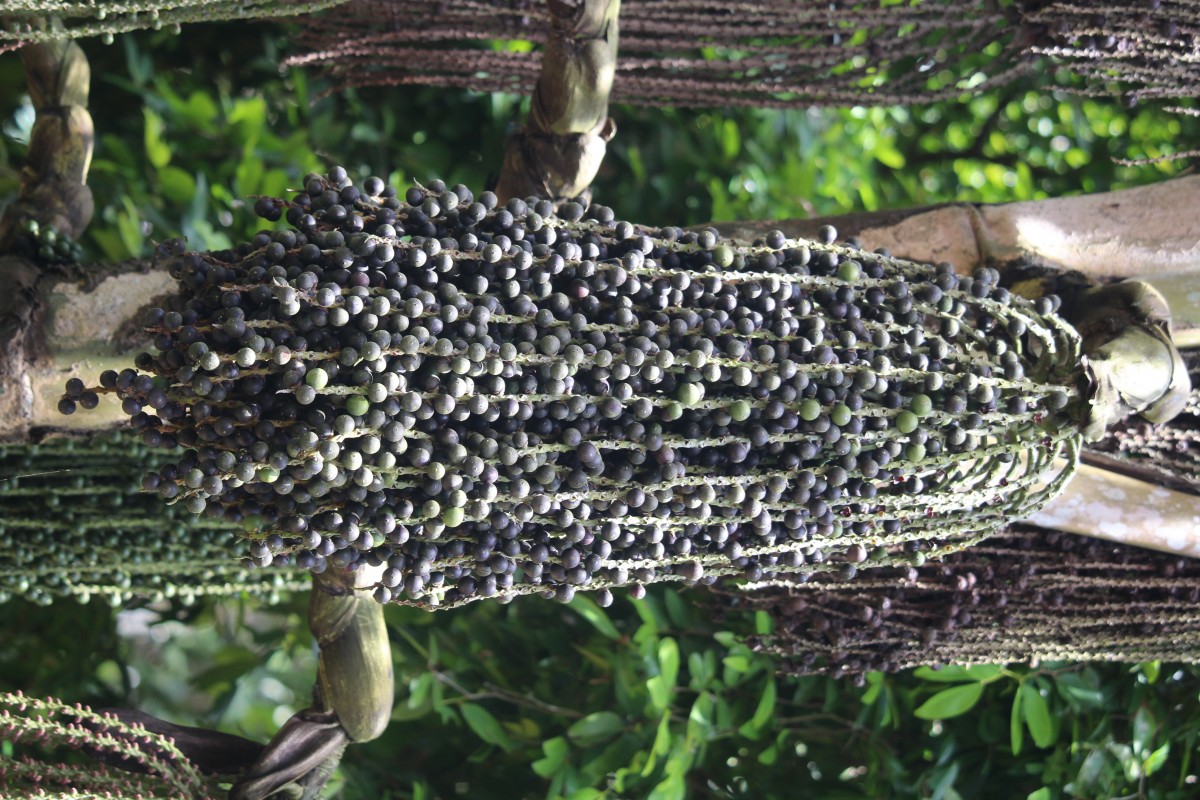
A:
0;20;1198;800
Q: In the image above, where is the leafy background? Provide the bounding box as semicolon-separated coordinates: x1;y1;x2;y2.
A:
1;18;1198;800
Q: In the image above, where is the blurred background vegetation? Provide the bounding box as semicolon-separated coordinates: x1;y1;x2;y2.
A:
1;17;1198;800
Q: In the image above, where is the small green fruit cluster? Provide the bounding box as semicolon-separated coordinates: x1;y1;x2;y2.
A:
0;434;306;606
14;218;84;265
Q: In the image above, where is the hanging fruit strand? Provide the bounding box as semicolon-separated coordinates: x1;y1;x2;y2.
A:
57;167;1088;609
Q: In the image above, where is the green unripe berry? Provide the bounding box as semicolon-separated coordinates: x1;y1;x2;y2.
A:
712;244;735;268
905;443;926;462
256;467;280;483
910;393;933;417
677;382;705;406
799;398;821;421
345;395;369;417
663;402;683;422
729;400;752;422
830;403;851;426
837;260;861;282
895;410;919;434
306;368;329;390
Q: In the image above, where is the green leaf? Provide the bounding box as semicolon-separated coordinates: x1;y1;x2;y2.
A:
1021;683;1054;748
1132;705;1155;758
647;771;686;800
1115;741;1142;782
192;650;259;690
1138;661;1161;684
90;228;129;262
1054;672;1106;711
930;761;960;800
1026;788;1051;800
459;702;512;751
646;675;669;714
862;672;885;706
874;142;906;169
531;736;569;778
686;692;714;743
663;589;692;629
913;682;984;720
738;676;776;740
687;650;714;692
183;90;219;128
570;595;620;640
1010;689;1024;756
914;664;1001;683
641;713;672;777
712;631;736;648
116;195;145;257
567;790;603;800
567;711;625;746
648;638;680;712
156;166;196;205
658;638;680;688
235;154;264;199
228;96;267;131
720;118;741;159
259;168;290;200
402;673;432;710
1077;748;1107;787
723;654;750;674
1143;742;1170;776
143;108;171;169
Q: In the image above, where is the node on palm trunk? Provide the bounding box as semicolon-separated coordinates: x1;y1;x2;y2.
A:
59;167;1089;609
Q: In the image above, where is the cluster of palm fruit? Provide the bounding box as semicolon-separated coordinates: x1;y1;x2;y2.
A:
0;0;344;50
732;525;1200;680
60;167;1086;609
0;434;306;607
11;218;84;265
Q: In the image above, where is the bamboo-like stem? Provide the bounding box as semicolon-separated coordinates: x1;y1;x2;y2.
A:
0;38;94;248
494;0;620;204
1028;462;1200;558
227;564;390;800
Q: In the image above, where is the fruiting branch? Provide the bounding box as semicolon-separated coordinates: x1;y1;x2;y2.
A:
56;168;1091;610
733;524;1200;678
